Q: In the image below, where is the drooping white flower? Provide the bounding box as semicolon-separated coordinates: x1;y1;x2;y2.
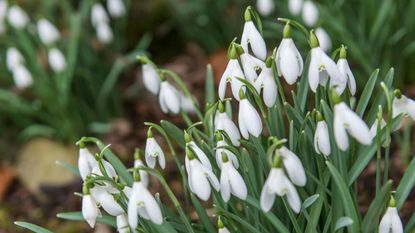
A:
7;5;29;29
48;48;66;72
90;186;124;216
253;64;277;108
256;0;275;16
336;46;356;95
145;129;166;169
392;93;415;121
218;58;246;101
78;147;99;180
91;3;109;27
370;118;386;139
240;52;265;83
219;227;231;233
180;92;196;113
96;22;113;44
128;180;163;227
302;1;318;27
186;140;212;171
159;81;181;114
185;151;220;201
6;47;24;71
277;146;306;186
215;138;239;169
308;32;343;93
379;196;403;233
238;90;263;139
241;8;267;60
82;194;100;228
116;214;130;233
260;167;301;213
333;100;372;151
141;62;160;95
220;155;247;202
215;106;241;146
37;19;60;45
315;27;332;52
107;0;126;18
276;24;303;85
134;158;149;188
12;65;33;89
314;118;331;157
288;0;303;15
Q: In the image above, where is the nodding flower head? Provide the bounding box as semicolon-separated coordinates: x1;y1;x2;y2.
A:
241;7;267;60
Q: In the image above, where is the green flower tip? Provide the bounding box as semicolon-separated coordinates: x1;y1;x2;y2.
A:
309;30;319;48
82;182;90;195
283;22;292;38
394;89;402;99
316;111;324;122
331;89;342;104
147;128;153;138
134;148;142;160
159;73;167;82
79;141;86;149
186;147;195;160
272;153;283;168
339;45;347;59
137;55;149;64
244;6;252;21
217;217;224;229
228;43;238;60
235;43;245;55
218;101;225;113
184;131;192;143
389;194;396;208
133;168;142;182
221;152;229;163
215;131;223;141
239;88;246;100
265;56;274;68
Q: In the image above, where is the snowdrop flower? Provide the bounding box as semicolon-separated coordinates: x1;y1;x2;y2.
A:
159;79;181;114
0;1;8;34
6;47;24;71
276;23;303;85
240;51;265;83
379;195;403;233
78;145;99;180
82;185;101;228
314;113;331;157
180;92;196;113
392;90;415;121
370;118;386;140
7;5;29;29
185;148;220;201
277;145;306;186
215;102;241;146
90;186;124;216
241;7;267;60
107;0;126;18
145;128;166;169
238;89;263;139
336;46;356;95
332;91;372;151
256;0;274;16
315;27;332;52
116;214;130;233
134;150;149;188
302;1;318;27
48;48;66;72
91;3;109;27
12;65;33;89
260;154;301;213
254;58;277;107
185;132;212;171
128;170;163;227
37;19;60;45
138;57;161;95
96;22;113;43
288;0;303;15
308;31;343;93
220;153;247;202
218;45;245;101
215;132;239;169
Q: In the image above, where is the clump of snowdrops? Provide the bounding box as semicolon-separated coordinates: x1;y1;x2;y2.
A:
16;6;415;233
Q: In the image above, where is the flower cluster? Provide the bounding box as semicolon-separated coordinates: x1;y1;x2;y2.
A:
91;0;125;44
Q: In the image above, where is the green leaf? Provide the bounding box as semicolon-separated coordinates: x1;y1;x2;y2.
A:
355;69;379;117
56;160;80;176
161;120;186;148
57;211;116;227
302;194;320;210
395;156;415;209
14;221;53;233
326;162;360;232
191;194;216;233
334;217;354;231
205;64;215;108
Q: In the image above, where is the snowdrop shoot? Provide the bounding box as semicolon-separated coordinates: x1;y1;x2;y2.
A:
7;5;29;29
256;0;275;16
238;89;263;139
379;195;403;233
332;90;372;151
241;7;267;60
337;45;356;95
128;169;163;228
308;31;344;93
314;112;331;157
254;57;277;107
145;128;166;169
220;152;247;202
276;23;303;85
214;101;241;146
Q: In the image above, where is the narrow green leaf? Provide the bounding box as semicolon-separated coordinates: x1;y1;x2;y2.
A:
355;69;379;117
160;120;185;148
302;194;320;210
395;156;415;209
56;160;80;176
191;194;216;233
57;211;116;227
14;221;53;233
334;217;354;231
205;64;215;108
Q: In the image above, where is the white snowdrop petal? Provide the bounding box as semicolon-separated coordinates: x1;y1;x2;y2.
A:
37;19;60;45
241;21;267;60
241;99;263;137
7;47;24;71
315;27;332;52
240;53;259;83
219;227;231;233
107;0;126;18
91;4;109;27
190;163;211;200
257;0;274;16
145;154;156;168
285;181;302;213
82;195;99;228
7;5;29;29
289;0;303;15
142;64;160;94
340;103;372;145
96;23;113;43
220;166;231;202
260;172;276;212
12;65;33;89
91;187;123;216
238;104;250;139
262;69;278;107
189;141;212;171
279;146;306;186
308;49;320;92
48;48;66;72
334;104;349;151
315;121;331;156
302;1;319;27
127;192;139;228
228;165;247;200
141;188;163;224
218;113;241;146
278;39;302;84
159;82;181;114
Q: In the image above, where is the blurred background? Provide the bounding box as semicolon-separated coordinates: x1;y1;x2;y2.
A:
1;0;414;232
